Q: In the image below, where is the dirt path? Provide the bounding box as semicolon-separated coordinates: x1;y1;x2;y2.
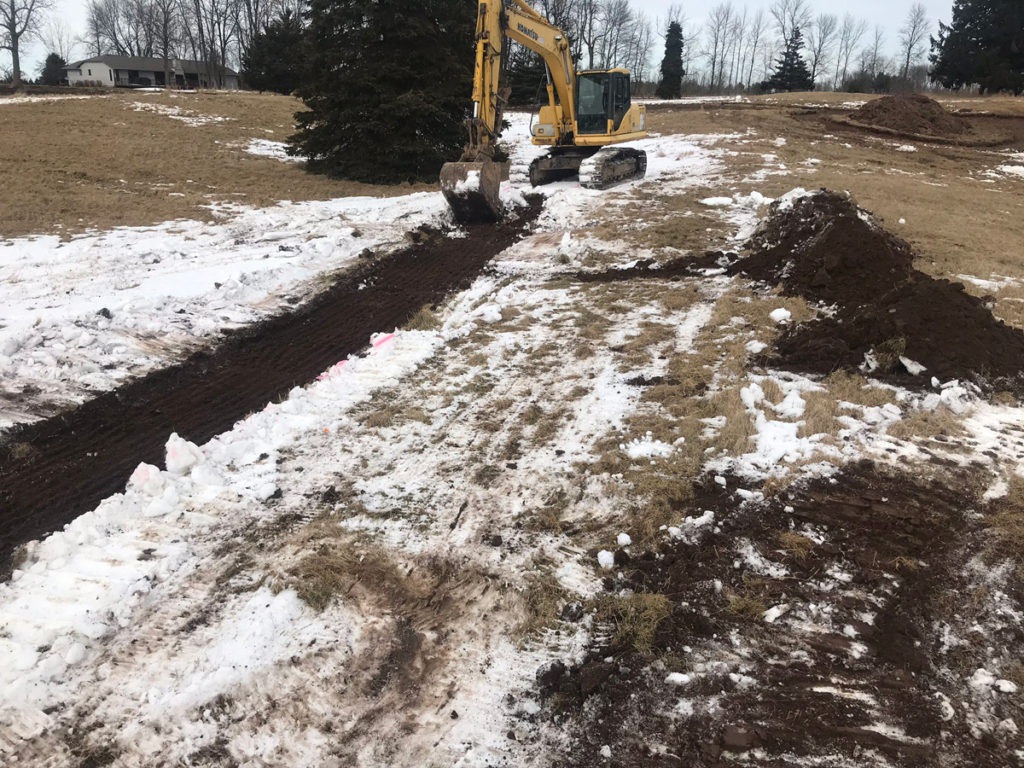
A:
0;201;540;573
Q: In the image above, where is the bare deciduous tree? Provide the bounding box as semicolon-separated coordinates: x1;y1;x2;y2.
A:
1;0;54;86
725;7;747;89
40;18;79;61
743;8;768;88
769;0;811;45
898;1;929;79
86;0;154;58
805;12;837;86
833;13;867;89
151;0;179;86
863;24;885;79
705;1;733;92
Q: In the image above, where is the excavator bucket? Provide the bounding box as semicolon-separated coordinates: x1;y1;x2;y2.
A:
440;161;503;225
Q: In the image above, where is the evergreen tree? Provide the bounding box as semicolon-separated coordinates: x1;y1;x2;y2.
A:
506;50;547;107
656;21;684;99
765;28;815;92
289;0;476;184
39;53;66;86
242;10;307;95
930;0;1024;95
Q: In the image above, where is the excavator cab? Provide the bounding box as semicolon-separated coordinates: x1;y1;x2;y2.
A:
573;69;646;143
576;70;632;135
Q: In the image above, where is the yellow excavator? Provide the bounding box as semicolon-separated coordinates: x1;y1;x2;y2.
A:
441;0;648;224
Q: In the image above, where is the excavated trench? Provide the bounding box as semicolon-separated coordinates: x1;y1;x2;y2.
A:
0;199;541;573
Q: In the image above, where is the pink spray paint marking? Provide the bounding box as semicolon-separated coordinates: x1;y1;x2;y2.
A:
317;330;399;381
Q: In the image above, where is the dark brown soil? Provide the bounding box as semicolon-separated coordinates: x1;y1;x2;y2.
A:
0;200;541;574
734;192;914;307
733;191;1024;389
539;464;1022;767
851;94;972;137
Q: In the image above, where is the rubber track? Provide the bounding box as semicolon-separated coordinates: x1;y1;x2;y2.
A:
0;199;542;573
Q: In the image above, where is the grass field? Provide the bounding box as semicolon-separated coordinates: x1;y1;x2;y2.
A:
0;90;431;238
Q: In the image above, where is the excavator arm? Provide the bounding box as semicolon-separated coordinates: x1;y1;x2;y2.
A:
441;0;577;223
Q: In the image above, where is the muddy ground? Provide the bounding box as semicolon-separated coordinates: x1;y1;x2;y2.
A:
535;463;1023;767
3;95;1024;768
0;200;540;573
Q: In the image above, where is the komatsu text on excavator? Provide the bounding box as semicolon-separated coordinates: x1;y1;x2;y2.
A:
441;0;648;225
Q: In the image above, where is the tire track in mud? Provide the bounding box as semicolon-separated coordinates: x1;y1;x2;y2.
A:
0;199;542;573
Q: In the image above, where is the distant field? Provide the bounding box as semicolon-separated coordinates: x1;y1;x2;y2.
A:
0;90;431;238
619;93;1024;327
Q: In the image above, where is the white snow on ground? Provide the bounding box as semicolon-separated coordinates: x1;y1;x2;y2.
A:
636;95;748;106
0;329;431;705
130;100;232;126
244;138;302;162
956;273;1021;292
0;192;446;429
0;112;746;765
8;95;1021;766
0;95;100;106
791;100;867;109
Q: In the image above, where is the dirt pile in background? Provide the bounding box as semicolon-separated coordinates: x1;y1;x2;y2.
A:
731;191;1024;389
538;465;1020;767
851;94;971;137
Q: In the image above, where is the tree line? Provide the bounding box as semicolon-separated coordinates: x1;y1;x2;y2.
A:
1;0;300;87
649;0;936;95
81;0;303;87
2;0;1021;96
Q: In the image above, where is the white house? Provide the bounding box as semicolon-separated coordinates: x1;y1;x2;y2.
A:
64;55;240;90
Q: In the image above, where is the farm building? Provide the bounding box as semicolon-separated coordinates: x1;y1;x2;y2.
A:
64;55;240;90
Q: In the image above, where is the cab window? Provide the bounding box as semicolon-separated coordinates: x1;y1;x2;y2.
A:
611;73;631;130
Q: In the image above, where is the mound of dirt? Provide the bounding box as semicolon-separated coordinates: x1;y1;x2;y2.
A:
733;191;914;307
731;191;1024;388
851;94;971;137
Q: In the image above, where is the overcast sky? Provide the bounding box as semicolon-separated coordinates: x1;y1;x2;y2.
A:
17;0;955;79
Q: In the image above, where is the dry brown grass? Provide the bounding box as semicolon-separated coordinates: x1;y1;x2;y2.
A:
887;407;966;440
588;439;701;545
515;566;569;639
0;90;431;238
988;475;1024;561
799;372;896;438
592;593;672;653
285;544;426;612
799;390;843;437
723;590;770;622
620;321;678;367
776;531;817;563
406;305;442;331
587;187;735;258
363;406;396;429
